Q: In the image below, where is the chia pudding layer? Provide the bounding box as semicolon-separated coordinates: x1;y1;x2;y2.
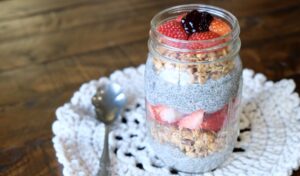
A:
145;55;242;114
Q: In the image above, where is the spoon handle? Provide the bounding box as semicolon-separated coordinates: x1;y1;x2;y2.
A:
99;125;110;176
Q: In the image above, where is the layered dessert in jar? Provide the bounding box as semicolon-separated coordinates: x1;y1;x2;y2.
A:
145;4;242;173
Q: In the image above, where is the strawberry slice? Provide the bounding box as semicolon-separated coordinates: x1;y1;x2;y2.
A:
175;13;187;22
147;103;156;120
154;105;179;123
178;110;204;130
188;31;221;49
189;31;220;40
201;105;228;132
209;18;231;36
147;104;181;123
157;20;188;40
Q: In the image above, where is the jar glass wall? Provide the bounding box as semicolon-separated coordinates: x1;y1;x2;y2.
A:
145;4;242;173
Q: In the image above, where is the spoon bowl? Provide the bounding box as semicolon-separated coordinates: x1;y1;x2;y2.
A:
92;82;126;176
92;83;126;124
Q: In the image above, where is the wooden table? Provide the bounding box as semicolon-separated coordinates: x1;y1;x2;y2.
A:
0;0;299;175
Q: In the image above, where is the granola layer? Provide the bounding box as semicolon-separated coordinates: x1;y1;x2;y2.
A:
153;47;235;84
148;113;230;157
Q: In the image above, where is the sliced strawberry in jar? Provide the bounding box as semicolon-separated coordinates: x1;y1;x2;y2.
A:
201;105;228;132
188;31;221;50
147;103;156;120
157;19;188;40
175;13;187;22
178;110;204;130
157;19;189;48
147;104;181;124
155;105;179;123
201;114;225;132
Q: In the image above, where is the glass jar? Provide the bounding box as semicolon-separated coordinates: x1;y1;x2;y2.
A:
145;4;242;173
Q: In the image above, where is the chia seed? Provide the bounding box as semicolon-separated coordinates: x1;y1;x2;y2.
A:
145;58;242;113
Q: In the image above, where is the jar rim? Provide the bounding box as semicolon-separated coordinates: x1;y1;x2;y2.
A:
150;4;240;46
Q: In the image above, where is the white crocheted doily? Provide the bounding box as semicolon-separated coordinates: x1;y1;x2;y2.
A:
52;65;300;176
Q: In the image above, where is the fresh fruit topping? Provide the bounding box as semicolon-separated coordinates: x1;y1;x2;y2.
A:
187;31;220;49
157;20;188;40
178;110;204;130
209;18;231;36
176;13;187;22
189;31;220;40
201;105;228;132
181;10;213;34
147;104;156;120
148;104;181;123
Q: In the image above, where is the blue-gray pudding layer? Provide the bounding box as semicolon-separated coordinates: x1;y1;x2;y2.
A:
145;57;242;114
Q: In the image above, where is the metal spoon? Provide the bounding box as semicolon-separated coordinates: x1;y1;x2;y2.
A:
92;83;126;176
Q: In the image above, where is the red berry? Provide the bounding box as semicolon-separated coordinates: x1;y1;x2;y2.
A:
188;31;220;49
148;104;181;124
147;103;156;120
157;20;188;40
176;13;187;22
178;110;204;130
189;31;220;40
181;10;213;34
209;18;231;36
201;105;228;132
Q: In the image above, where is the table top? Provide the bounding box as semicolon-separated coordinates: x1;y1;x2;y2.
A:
0;0;299;175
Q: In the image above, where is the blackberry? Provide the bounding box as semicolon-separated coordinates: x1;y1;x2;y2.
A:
181;10;213;34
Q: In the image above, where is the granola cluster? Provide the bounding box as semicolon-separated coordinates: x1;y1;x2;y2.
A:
149;120;225;157
153;47;235;84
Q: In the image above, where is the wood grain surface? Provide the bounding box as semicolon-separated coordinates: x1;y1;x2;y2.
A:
0;0;299;175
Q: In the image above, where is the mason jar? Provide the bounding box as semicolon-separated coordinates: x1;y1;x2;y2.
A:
145;4;242;173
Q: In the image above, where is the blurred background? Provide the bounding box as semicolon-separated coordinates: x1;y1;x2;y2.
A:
0;0;299;175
